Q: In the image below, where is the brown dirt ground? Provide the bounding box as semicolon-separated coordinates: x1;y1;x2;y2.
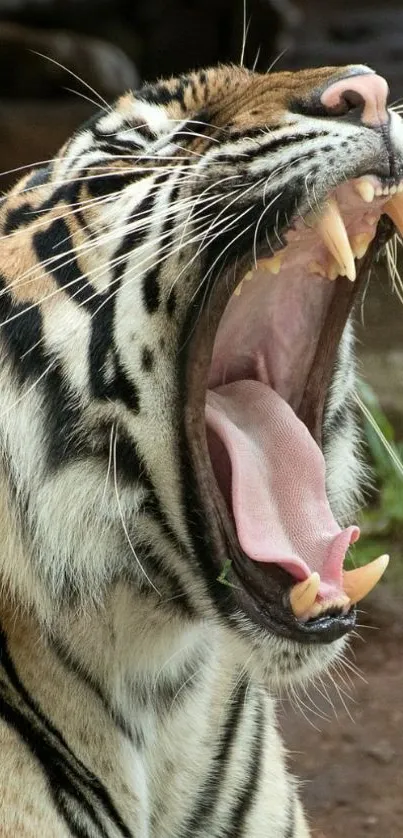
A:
281;586;403;838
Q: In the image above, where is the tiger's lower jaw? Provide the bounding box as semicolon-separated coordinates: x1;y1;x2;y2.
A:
185;175;398;649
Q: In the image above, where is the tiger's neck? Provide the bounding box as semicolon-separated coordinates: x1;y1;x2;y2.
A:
1;582;217;744
1;589;237;834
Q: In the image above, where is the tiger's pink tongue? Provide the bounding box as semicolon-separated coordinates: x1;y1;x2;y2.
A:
206;380;359;597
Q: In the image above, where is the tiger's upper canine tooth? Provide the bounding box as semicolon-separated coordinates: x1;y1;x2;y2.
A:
383;193;403;236
317;198;356;282
289;572;320;619
355;179;375;203
343;554;389;605
350;232;373;260
257;252;284;275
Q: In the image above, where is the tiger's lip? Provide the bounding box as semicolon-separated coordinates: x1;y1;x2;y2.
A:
183;180;395;645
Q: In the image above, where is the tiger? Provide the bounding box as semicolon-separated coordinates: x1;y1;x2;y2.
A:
0;62;399;838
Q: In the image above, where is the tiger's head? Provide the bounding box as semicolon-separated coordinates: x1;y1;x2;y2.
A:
0;65;399;687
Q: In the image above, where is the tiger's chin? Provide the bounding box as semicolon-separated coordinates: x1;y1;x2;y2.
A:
185;174;397;667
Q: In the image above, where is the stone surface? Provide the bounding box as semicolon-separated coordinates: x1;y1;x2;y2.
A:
0;21;138;99
0;100;92;189
284;0;403;101
0;1;297;78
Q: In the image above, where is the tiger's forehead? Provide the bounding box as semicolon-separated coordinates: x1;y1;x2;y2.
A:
115;64;371;128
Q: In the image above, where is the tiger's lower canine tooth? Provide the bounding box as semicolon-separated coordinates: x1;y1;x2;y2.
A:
343;555;389;605
233;280;244;296
350;232;373;260
383;193;403;236
355;179;375;203
317;198;356;281
327;258;340;281
308;260;327;277
289;572;320;618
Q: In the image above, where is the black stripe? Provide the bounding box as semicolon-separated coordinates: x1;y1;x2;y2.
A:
24;165;52;190
0;627;133;837
42;363;83;468
0;273;45;383
88;167;181;400
110;170;170;283
88;172;170;402
0;269;84;470
88;170;170;393
228;124;291;140
221;695;264;837
118;121;156;143
92;117;155;145
90;420;191;588
89;311;141;411
0;696;111;838
85;171;139;199
140;77;190;108
88;296;115;399
141;174;182;316
108;353;141;412
2;165;52;233
142;266;161;313
135;541;196;620
55;795;98;838
53;633;203;736
4;203;38;235
35;180;81;217
97;141;140;156
51;639;144;749
166;286;177;316
141;346;154;371
168;115;219;146
247;129;328;158
129;650;204;714
180;677;248;837
138;477;189;564
216;130;328;167
0;286;84;481
33;217;96;310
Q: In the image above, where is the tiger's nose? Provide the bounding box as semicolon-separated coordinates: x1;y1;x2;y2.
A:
320;72;389;128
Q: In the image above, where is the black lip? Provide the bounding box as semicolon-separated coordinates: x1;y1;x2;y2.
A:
231;548;357;644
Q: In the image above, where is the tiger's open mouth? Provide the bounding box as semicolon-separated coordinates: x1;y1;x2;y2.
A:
185;175;399;643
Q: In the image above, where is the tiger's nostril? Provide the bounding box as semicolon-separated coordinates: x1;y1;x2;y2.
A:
339;89;366;114
320;73;389;128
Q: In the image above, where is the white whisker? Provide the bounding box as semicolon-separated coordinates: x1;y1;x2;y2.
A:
112;428;161;596
30;50;111;111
